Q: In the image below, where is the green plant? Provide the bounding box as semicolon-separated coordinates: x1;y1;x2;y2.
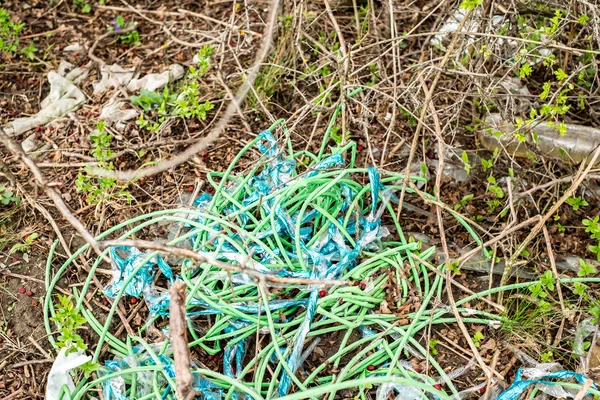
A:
50;294;98;376
518;63;532;78
486;175;504;213
0;186;19;206
460;0;482;10
10;232;38;254
174;82;214;119
583;216;600;239
72;0;91;13
131;89;175;113
578;14;590;25
132;49;215;132
461;151;472;174
429;339;439;355
583;216;600;262
480;149;498;172
540;351;553;362
528;282;547;299
540;270;555;291
590;243;600;262
190;45;214;77
472;331;484;348
0;8;24;55
329;126;348;146
573;282;588;299
75;122;131;204
590;299;600;324
20;40;37;60
110;16;140;45
454;193;474;211
578;259;597;277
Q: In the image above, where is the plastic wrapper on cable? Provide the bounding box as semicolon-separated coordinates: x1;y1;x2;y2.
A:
497;367;597;400
104;246;174;298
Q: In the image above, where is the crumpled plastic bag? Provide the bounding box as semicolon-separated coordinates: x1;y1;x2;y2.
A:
4;63;87;137
127;64;185;92
46;348;92;400
93;64;135;95
100;98;139;127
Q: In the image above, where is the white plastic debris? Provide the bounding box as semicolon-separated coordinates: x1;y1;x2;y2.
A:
481;113;600;166
431;9;548;62
93;64;135;95
64;43;83;52
431;8;481;49
127;64;185;92
100;98;139;127
520;363;576;399
57;61;89;84
4;69;86;137
45;348;92;400
21;134;38;153
574;319;597;364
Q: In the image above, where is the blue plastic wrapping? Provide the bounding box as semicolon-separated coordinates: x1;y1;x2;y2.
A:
279;168;389;396
103;343;224;400
498;368;597;400
102;129;405;398
104;246;174;298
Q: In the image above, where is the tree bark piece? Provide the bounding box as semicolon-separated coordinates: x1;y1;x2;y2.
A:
169;280;195;400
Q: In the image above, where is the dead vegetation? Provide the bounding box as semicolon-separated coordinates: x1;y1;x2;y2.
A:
1;0;600;398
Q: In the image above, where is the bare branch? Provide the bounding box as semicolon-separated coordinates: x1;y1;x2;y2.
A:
99;239;350;287
169;280;196;400
88;0;281;181
0;127;111;265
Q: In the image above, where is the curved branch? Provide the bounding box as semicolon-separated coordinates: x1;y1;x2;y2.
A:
88;0;281;181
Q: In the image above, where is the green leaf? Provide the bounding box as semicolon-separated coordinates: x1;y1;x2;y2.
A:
518;63;532;78
578;14;590;25
573;282;587;297
540;270;555;291
554;68;568;82
578;259;597;277
429;339;439;355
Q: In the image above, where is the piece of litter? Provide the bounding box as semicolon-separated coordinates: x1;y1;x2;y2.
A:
497;367;596;400
57;61;89;84
93;64;135;95
127;64;185;92
21;134;38;153
46;348;91;400
481;113;600;166
100;98;139;126
63;43;83;52
4;70;86;137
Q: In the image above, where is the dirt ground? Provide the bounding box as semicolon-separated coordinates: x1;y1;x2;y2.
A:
1;0;600;398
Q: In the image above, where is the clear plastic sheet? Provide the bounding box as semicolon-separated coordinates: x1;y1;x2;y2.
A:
497;368;596;400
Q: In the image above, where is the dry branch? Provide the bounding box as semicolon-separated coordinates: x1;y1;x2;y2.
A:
88;0;281;181
0;126;111;265
99;239;350;287
169;280;195;400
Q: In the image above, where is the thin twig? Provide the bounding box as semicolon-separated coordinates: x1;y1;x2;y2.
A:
99;239;350;286
88;0;281;181
0;127;111;265
88;25;138;65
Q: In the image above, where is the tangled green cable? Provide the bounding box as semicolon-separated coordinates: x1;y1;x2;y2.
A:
43;93;600;400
